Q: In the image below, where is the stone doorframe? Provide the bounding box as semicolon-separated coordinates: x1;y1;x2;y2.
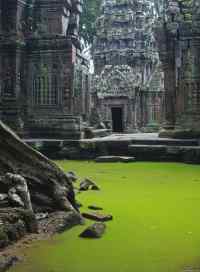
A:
99;98;136;133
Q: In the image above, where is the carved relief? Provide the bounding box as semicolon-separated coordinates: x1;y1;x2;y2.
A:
93;0;164;132
2;63;15;96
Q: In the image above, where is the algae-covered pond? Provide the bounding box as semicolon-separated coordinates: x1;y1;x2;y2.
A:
9;162;200;272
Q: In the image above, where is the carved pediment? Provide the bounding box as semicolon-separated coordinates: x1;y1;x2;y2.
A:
94;65;141;98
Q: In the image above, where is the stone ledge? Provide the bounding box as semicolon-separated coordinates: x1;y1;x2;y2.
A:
95;156;136;163
128;145;200;163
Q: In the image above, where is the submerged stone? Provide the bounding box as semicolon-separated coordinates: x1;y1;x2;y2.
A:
79;223;106;238
79;179;100;191
82;212;113;222
88;205;103;211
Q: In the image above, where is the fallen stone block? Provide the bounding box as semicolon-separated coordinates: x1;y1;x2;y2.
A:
66;171;78;182
79;222;106;238
82;212;113;222
88;205;103;211
95;156;135;163
79;179;100;191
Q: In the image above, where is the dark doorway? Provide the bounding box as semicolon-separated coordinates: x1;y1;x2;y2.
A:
111;107;123;132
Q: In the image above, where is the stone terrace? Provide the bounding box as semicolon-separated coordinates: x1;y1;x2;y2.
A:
25;133;200;163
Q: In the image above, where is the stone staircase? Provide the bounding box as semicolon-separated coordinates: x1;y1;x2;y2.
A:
128;144;200;162
80;133;200;163
126;138;200;163
25;133;200;163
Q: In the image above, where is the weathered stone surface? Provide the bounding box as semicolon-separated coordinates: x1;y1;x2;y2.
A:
180;147;200;164
39;211;84;234
0;121;80;248
0;0;90;139
82;212;113;222
95;156;135;163
155;0;200;139
5;173;33;211
35;213;49;221
59;147;81;160
84;128;111;139
129;144;200;163
0;208;37;249
0;256;19;272
79;133;200;161
66;172;78;183
128;145;166;160
79;179;100;191
0;122;77;212
92;0;164;133
79;222;106;238
88;205;103;211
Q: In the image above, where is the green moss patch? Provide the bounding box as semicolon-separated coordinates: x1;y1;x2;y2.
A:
10;162;200;272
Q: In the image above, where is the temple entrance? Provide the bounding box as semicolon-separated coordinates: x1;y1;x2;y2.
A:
111;107;123;132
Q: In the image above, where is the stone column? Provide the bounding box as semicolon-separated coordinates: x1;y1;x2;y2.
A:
159;36;176;137
173;39;200;138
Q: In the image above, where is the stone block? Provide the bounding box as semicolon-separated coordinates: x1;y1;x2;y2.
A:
95;156;136;163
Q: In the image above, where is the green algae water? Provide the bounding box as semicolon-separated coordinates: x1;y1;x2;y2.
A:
9;162;200;272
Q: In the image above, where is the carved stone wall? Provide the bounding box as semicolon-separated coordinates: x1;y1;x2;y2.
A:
92;0;164;132
155;0;200;138
0;0;90;139
0;3;2;117
73;54;91;121
0;0;26;134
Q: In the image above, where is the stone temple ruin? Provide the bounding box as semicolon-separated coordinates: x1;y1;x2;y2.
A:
156;0;200;138
0;0;90;139
92;0;165;133
1;0;200;141
0;0;166;139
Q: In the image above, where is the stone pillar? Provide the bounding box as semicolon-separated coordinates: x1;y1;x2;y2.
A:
173;39;200;138
159;36;176;137
63;44;77;114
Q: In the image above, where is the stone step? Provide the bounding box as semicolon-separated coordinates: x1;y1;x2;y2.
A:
128;144;200;162
130;139;199;146
84;128;111;139
95;156;136;163
25;133;200;161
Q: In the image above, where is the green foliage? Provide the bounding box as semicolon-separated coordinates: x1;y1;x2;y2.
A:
80;0;101;45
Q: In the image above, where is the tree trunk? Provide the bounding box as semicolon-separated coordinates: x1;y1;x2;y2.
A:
0;121;81;249
0;121;77;212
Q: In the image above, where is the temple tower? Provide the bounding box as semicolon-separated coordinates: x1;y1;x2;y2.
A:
92;0;164;133
0;0;91;139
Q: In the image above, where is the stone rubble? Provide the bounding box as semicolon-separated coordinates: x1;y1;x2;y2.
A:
82;212;113;222
79;222;106;239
